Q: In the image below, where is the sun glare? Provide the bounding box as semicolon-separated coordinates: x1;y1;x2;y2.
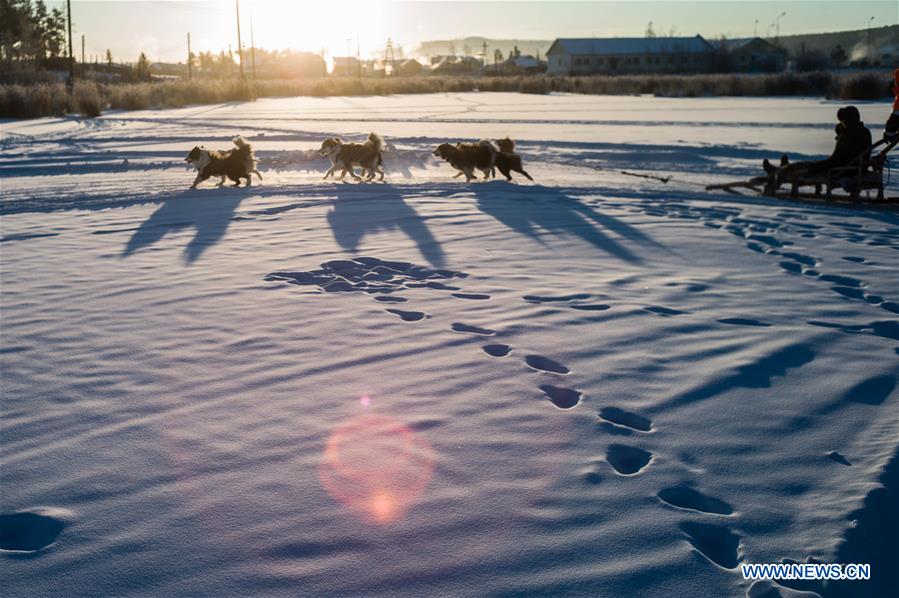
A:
246;1;387;64
319;412;434;524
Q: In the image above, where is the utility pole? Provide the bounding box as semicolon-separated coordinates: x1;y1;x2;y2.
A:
249;13;256;80
235;0;245;79
356;35;361;77
346;38;351;76
867;16;875;67
66;0;74;86
187;33;192;80
481;40;488;72
754;19;758;37
81;34;85;77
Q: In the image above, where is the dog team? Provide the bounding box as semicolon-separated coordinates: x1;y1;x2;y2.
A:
184;133;532;188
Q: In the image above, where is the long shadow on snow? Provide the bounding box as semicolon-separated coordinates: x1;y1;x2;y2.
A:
470;182;664;264
824;445;899;598
7;179;897;232
654;341;818;411
121;192;246;263
326;183;445;268
770;446;899;597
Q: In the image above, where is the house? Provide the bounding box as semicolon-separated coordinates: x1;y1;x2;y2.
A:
500;55;546;75
546;36;715;75
722;37;786;72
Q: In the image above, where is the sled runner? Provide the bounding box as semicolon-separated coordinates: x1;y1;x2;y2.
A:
707;138;898;204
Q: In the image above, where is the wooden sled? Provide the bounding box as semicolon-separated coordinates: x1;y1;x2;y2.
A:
707;138;898;205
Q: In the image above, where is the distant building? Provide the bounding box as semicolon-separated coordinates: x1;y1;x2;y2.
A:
722;38;786;72
876;44;897;67
499;54;546;75
429;55;482;75
546;36;714;75
395;59;424;76
331;56;360;76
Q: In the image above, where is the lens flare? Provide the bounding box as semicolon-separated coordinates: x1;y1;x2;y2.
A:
319;414;434;524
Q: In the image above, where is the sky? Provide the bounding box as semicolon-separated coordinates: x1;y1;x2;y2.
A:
62;0;898;63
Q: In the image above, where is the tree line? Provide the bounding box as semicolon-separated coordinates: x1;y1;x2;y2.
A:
1;0;67;64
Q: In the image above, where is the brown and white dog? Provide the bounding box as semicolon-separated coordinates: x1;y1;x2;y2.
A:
433;140;496;182
319;133;385;181
185;136;262;188
492;137;533;181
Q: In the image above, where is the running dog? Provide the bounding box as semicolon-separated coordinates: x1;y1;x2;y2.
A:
433;140;496;182
492;137;533;181
185;136;262;188
319;133;385;181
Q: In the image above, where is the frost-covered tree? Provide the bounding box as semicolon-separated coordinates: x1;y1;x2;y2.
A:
136;51;151;80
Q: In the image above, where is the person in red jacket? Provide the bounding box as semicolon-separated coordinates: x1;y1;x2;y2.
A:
884;68;899;140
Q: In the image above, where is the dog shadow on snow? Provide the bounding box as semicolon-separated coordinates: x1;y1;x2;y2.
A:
470;182;664;264
121;192;247;264
326;183;446;267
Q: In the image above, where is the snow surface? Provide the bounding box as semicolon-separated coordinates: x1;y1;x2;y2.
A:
1;93;898;597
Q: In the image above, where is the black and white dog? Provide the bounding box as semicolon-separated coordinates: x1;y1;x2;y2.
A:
319;133;385;181
185;136;262;188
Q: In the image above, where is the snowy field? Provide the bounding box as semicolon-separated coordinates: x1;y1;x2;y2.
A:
1;93;898;597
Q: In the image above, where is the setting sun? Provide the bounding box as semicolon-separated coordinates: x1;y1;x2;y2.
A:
243;1;389;67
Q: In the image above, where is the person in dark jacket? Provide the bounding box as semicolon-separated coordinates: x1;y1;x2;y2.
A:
763;106;872;177
883;68;899;140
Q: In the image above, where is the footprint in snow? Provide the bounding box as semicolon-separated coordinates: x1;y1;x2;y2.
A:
599;407;652;432
385;309;428;322
482;344;511;357
779;260;804;274
539;385;582;409
718;318;770;328
524;355;570;374
679;521;741;569
606;444;652;475
0;510;68;553
657;486;733;515
451;322;495;336
827;451;852;466
781;252;816;266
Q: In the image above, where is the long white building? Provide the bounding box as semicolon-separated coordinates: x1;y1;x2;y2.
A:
546;36;715;75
